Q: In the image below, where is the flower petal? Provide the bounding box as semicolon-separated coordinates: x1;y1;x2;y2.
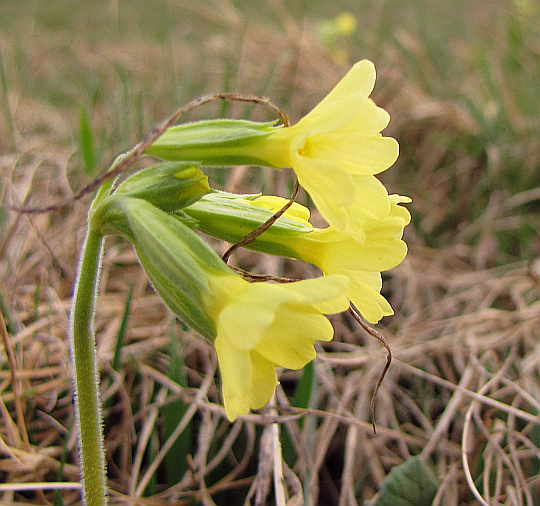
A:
249;350;279;410
346;271;394;323
294;60;377;134
255;305;335;369
281;274;349;307
341;99;392;135
215;336;252;421
305;132;399;175
218;297;276;350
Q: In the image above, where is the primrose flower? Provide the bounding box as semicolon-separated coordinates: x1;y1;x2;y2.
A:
282;195;411;323
103;196;349;420
146;60;398;243
249;60;398;242
185;192;410;323
204;273;349;420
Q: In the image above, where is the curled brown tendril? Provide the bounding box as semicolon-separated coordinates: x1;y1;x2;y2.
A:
348;306;392;434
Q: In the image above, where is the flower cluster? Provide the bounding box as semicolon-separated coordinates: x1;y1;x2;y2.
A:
93;60;410;420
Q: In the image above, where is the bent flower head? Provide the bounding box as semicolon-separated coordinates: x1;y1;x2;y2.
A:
105;196;351;421
202;274;350;421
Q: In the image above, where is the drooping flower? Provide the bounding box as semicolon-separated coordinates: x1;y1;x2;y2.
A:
97;196;350;420
185;192;410;323
146;60;398;243
282;195;411;323
203;273;349;420
250;60;398;242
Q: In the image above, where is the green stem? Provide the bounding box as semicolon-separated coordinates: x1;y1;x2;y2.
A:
70;226;107;506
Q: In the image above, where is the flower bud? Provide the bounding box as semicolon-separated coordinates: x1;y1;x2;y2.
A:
113;161;210;212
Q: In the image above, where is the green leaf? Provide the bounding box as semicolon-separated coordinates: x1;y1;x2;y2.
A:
112;285;133;371
79;104;96;175
373;456;438;506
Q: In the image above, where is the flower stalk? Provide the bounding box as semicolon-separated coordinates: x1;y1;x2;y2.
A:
70;226;107;506
69;159;120;505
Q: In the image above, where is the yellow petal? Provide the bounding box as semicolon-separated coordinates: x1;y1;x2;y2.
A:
292;159;362;236
305;133;399;175
255;305;335;369
282;274;349;307
295;60;377;134
326;236;408;273
215;336;252;421
248;350;279;410
218;298;274;350
346;272;394;323
340;98;392;135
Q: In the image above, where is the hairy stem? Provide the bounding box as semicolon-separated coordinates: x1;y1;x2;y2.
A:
70;227;107;506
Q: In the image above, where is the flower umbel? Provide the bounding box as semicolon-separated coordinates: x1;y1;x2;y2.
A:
70;59;410;506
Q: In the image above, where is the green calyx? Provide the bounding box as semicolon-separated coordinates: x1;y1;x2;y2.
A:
114;197;234;341
184;192;314;259
113;161;210;211
145;119;281;167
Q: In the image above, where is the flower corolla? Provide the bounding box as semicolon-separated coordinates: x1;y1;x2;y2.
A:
246;60;399;242
203;274;349;420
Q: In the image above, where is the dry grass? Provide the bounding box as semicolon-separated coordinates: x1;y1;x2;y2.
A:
1;1;540;504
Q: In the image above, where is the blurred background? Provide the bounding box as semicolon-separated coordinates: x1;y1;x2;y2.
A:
1;0;539;504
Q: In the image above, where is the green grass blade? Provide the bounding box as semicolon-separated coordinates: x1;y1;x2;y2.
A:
79;104;97;175
0;38;15;150
112;284;133;372
103;286;133;420
53;418;75;506
283;360;316;467
162;323;192;485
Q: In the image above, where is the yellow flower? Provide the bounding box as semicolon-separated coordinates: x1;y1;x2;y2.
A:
109;197;350;420
202;274;349;420
146;60;398;243
240;60;398;242
250;194;410;323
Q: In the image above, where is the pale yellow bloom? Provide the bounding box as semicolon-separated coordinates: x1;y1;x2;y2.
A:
239;60;399;243
248;194;410;323
334;13;357;36
202;274;349;420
